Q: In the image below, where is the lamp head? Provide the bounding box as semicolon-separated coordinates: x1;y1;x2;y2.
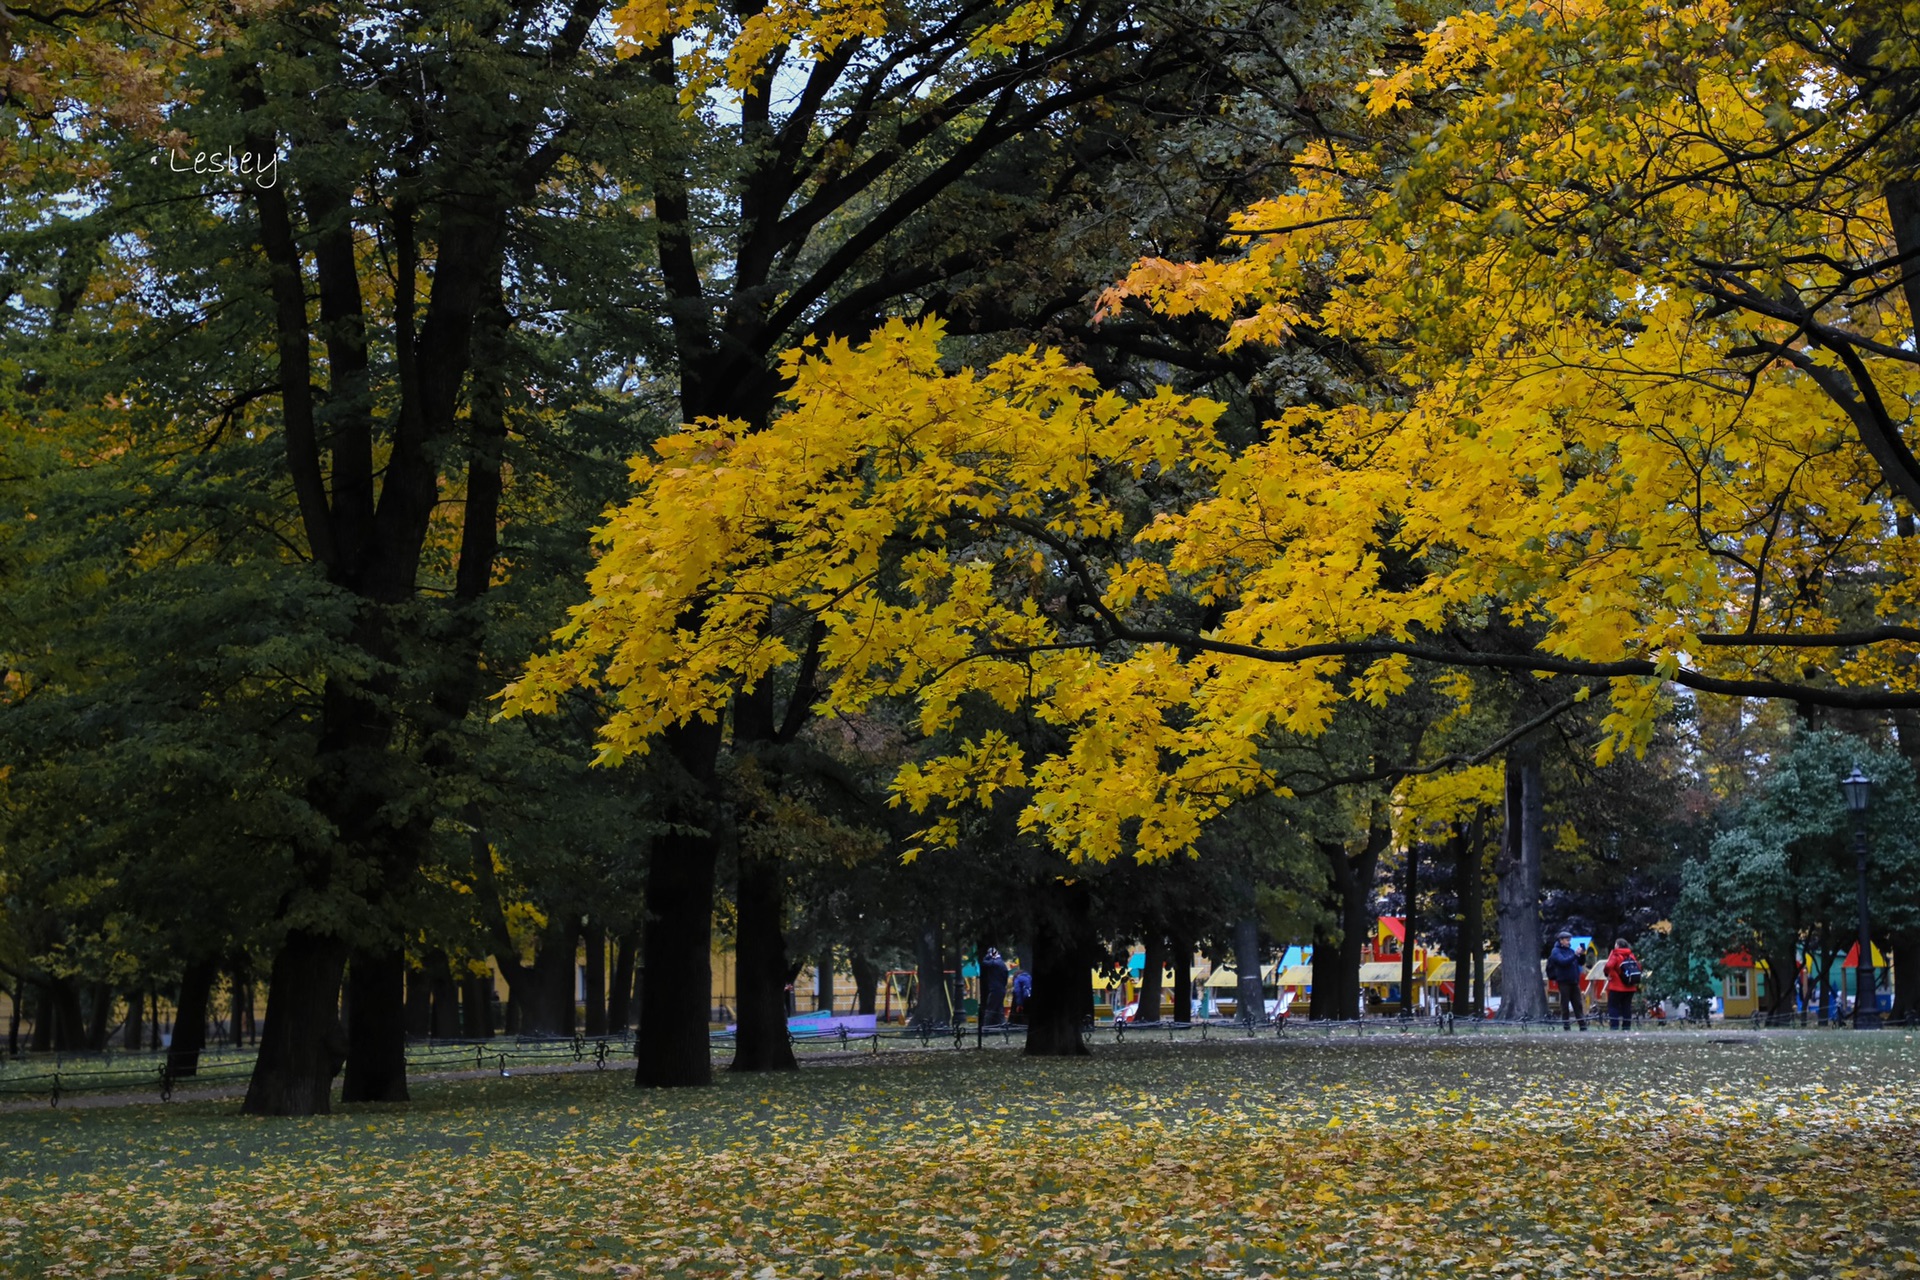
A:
1840;765;1872;813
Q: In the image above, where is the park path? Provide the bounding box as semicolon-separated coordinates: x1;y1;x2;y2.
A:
0;1057;616;1114
1;1027;1776;1114
0;1042;918;1114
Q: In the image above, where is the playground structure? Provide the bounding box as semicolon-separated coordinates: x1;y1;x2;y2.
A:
733;927;1900;1039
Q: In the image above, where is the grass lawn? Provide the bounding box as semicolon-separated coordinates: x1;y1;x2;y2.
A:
2;1031;1917;1278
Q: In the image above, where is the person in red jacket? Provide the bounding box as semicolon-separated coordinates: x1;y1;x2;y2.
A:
1603;938;1641;1030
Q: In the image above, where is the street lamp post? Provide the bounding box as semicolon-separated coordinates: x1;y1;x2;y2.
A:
1839;766;1882;1031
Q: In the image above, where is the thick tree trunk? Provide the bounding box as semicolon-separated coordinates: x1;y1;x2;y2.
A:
8;977;21;1055
1137;934;1166;1023
430;955;463;1039
584;922;608;1036
1170;936;1193;1024
45;978;85;1052
1309;812;1390;1021
519;921;581;1036
1025;889;1093;1057
609;934;638;1032
463;972;494;1037
815;949;835;1013
1453;822;1485;1016
850;952;879;1016
123;986;144;1051
730;847;798;1073
1495;743;1550;1022
84;981;111;1051
243;931;349;1116
232;964;251;1048
1233;917;1266;1024
1400;845;1419;1015
342;949;410;1103
168;960;217;1078
912;924;946;1029
30;983;51;1052
404;964;431;1038
1351;807;1393;1015
632;711;724;1087
636;811;721;1086
1342;826;1387;1020
1309;917;1343;1021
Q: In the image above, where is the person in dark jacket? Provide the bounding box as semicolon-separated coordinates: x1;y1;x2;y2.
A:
979;949;1009;1027
1548;931;1588;1030
1604;938;1641;1030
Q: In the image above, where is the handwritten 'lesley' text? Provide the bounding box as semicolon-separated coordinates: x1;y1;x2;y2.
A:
155;145;279;188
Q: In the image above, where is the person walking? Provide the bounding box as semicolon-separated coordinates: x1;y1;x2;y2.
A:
1548;931;1588;1030
979;949;1009;1027
1604;937;1642;1031
1008;967;1032;1025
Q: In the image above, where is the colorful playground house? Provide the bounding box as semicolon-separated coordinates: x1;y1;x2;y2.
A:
1715;943;1892;1019
769;928;1895;1034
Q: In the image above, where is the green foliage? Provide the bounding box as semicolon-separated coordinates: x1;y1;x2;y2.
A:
1666;728;1920;1002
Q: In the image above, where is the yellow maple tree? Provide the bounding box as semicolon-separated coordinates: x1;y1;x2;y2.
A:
513;0;1920;865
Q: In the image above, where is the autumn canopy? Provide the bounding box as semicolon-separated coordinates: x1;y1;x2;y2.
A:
2;0;1918;1126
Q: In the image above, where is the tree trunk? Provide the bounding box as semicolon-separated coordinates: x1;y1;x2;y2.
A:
1137;934;1166;1023
8;977;21;1055
44;978;85;1052
168;960;217;1078
850;952;879;1016
1756;949;1788;1023
431;956;464;1039
584;922;608;1036
1233;917;1266;1024
609;933;638;1032
1453;822;1485;1016
730;846;798;1072
519;920;580;1036
1307;810;1391;1022
635;754;722;1087
231;964;250;1048
463;972;494;1038
1344;821;1391;1020
84;981;111;1051
1495;743;1550;1022
912;924;946;1029
1025;885;1093;1057
1309;917;1342;1021
341;949;410;1103
1399;844;1419;1014
29;983;51;1052
242;931;349;1115
815;949;835;1013
1170;936;1193;1024
123;985;144;1051
405;963;431;1037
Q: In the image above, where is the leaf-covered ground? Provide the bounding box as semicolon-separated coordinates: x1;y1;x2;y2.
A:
2;1031;1917;1278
